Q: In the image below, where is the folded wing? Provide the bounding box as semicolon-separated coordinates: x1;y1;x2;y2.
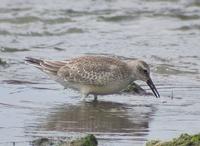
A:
57;56;130;86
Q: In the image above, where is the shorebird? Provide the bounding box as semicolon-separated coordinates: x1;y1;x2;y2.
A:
25;55;160;100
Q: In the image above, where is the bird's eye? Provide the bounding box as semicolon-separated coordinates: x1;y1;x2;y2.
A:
143;69;148;74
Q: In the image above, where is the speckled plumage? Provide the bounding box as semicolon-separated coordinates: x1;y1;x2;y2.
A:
57;56;131;86
25;55;160;100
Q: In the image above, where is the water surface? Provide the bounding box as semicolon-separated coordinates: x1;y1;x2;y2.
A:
0;0;200;145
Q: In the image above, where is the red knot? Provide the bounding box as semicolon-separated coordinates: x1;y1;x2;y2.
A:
25;55;160;100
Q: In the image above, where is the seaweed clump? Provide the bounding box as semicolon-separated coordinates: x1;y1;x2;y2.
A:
31;134;97;146
123;82;151;95
70;134;97;146
146;133;200;146
0;58;7;66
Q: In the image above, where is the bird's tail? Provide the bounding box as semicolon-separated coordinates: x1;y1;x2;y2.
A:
25;57;42;66
25;57;67;75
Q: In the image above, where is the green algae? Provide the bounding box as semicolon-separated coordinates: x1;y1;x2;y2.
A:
123;82;148;95
0;47;29;52
70;134;97;146
32;134;97;146
0;58;7;66
146;133;200;146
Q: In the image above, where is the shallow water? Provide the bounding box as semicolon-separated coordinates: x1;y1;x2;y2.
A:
0;0;200;145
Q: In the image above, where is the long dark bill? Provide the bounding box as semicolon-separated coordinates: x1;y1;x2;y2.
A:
147;78;160;98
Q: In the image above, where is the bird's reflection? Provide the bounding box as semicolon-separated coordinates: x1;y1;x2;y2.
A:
38;100;155;137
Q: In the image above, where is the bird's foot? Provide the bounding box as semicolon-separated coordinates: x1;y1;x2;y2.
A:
93;95;98;102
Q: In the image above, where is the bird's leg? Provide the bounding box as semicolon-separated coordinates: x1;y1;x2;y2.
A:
80;93;87;101
93;95;98;101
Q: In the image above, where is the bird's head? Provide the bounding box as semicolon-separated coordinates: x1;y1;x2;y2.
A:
127;60;160;98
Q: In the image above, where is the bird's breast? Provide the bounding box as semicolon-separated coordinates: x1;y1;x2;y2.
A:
81;79;130;95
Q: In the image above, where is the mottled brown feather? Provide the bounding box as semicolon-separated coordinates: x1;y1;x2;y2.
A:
57;56;131;86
